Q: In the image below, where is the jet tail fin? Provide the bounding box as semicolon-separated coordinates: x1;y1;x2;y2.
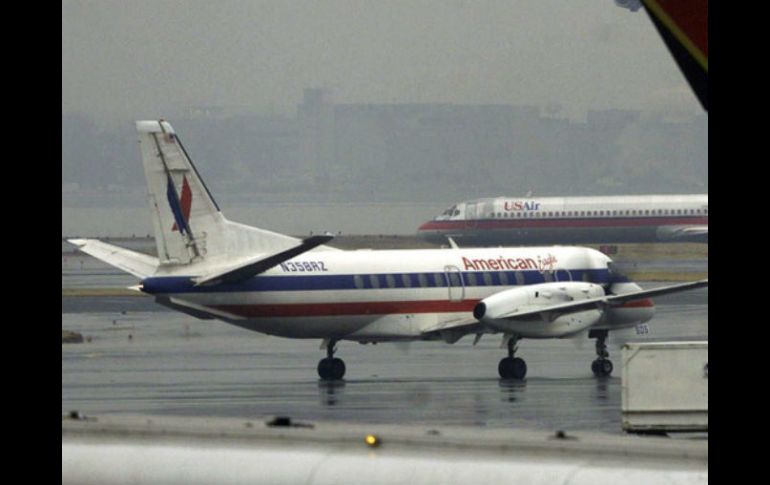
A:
136;120;335;268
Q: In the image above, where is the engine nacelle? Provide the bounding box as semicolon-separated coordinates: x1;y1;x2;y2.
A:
474;282;606;338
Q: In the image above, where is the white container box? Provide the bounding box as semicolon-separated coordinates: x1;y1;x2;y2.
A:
621;341;708;433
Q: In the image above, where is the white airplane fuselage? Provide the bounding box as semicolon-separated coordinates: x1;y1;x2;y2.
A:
419;195;708;245
70;119;705;380
141;246;653;341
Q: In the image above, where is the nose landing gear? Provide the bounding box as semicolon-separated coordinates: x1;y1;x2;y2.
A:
590;330;613;377
318;339;346;381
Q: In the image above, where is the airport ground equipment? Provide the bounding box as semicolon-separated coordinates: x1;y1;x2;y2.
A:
622;341;708;433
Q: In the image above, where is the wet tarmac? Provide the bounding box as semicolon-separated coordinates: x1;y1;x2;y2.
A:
62;279;707;435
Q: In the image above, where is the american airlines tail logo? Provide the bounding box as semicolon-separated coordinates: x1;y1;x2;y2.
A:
167;175;192;235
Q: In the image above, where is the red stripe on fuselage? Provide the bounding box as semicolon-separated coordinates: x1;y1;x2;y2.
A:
611;298;655;309
419;217;707;231
212;299;480;318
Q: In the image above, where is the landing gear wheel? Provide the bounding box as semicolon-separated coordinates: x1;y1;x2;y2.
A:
590;330;613;377
591;358;613;377
318;339;346;380
318;357;346;380
498;357;527;380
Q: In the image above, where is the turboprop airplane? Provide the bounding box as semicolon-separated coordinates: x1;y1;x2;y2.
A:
69;120;708;381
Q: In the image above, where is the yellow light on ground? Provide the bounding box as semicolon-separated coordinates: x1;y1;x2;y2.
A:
365;434;381;447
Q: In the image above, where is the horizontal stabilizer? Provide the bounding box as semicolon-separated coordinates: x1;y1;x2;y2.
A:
67;239;159;279
493;279;708;321
194;234;334;286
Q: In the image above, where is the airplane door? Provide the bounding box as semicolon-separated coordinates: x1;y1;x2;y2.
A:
444;265;465;302
465;202;478;228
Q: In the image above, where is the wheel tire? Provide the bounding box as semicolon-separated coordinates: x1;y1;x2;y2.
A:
318;358;333;380
331;357;346;380
600;359;613;376
511;357;527;379
498;357;514;379
592;358;613;377
499;357;527;380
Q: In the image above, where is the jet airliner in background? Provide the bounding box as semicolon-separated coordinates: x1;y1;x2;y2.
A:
418;194;708;246
69;120;707;380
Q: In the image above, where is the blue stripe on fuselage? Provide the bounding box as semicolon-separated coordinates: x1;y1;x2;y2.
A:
140;269;620;295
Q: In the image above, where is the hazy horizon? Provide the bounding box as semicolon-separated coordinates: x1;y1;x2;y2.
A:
63;0;701;123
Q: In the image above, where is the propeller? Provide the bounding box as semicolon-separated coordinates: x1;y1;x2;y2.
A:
601;262;629;295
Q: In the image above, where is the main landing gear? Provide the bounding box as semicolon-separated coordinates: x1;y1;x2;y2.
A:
498;335;527;380
590;330;613;377
318;339;346;381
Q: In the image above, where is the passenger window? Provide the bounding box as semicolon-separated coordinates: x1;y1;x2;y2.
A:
385;274;396;289
369;274;380;289
401;274;412;288
353;274;364;289
418;274;428;287
466;273;477;286
433;273;445;287
515;271;525;285
483;272;493;286
499;272;509;285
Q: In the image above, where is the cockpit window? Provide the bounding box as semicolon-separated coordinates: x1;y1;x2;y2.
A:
441;205;457;217
437;205;461;220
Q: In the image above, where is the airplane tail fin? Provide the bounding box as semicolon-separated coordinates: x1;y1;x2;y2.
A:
136;120;316;267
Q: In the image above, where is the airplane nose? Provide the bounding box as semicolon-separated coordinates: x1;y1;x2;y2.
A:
417;221;445;242
417;221;435;232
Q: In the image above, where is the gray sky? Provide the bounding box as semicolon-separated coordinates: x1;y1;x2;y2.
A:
62;0;700;122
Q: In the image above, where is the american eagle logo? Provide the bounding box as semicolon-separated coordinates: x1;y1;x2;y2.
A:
167;175;192;235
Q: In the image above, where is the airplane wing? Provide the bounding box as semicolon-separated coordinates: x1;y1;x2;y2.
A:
420;279;708;337
489;279;708;321
68;239;159;279
193;234;334;286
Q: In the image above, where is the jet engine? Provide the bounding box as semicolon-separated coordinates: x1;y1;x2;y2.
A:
473;282;606;338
